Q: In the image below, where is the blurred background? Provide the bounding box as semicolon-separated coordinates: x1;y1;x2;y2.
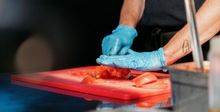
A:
0;0;210;73
0;1;212;112
0;0;123;73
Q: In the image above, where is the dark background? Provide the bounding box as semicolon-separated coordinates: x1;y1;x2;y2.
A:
0;1;211;112
0;0;124;73
0;0;210;73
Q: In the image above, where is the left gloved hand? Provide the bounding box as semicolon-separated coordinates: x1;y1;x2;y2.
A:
96;48;166;71
101;24;137;55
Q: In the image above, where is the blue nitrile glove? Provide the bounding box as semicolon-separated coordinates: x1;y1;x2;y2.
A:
96;48;166;71
102;24;137;55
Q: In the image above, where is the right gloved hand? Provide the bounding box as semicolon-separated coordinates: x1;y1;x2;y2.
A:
102;24;137;55
97;48;166;71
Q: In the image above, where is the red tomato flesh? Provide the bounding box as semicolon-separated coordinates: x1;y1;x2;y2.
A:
95;65;130;79
80;65;131;83
133;73;158;87
81;76;97;84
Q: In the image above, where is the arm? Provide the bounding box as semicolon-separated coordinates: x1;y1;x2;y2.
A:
164;0;220;65
101;0;145;55
97;0;220;71
119;0;145;28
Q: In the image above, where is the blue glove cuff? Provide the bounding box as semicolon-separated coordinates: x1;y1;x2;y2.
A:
112;24;138;40
157;48;167;67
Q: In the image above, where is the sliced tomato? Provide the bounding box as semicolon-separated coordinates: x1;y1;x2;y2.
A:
83;98;93;101
142;79;169;89
136;101;155;108
96;65;130;79
133;72;158;87
78;65;130;80
81;76;97;84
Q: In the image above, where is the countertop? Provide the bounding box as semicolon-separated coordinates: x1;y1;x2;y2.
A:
0;73;172;112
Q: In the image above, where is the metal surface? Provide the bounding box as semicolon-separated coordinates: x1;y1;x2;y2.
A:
184;0;204;69
12;80;172;106
168;61;209;112
2;73;173;112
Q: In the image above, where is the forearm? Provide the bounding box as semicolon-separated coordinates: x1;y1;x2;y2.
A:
119;0;145;28
163;0;220;65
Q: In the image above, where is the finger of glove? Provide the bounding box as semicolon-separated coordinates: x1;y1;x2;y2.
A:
102;37;112;55
97;55;138;69
96;55;113;65
118;46;129;55
96;57;115;67
109;38;121;55
98;58;128;68
128;49;137;54
113;60;131;68
96;55;127;66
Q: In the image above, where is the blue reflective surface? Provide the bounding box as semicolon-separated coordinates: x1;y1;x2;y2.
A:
0;73;172;112
0;74;99;112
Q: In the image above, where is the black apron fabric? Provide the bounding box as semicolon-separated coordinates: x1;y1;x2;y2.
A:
133;26;209;62
132;0;208;62
140;0;205;27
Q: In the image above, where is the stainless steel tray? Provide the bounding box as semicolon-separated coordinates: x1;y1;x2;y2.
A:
168;61;209;112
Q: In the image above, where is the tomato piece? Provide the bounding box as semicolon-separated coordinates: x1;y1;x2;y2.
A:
136;101;155;108
77;65;130;80
84;98;93;101
81;76;97;84
142;79;168;89
133;73;158;87
96;65;130;79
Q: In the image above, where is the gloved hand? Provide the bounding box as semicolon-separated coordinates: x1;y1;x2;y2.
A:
102;24;137;55
96;48;166;71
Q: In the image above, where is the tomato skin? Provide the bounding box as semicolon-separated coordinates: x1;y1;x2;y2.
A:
136;102;155;108
79;65;131;84
81;76;97;84
95;65;130;79
133;73;158;87
142;79;169;89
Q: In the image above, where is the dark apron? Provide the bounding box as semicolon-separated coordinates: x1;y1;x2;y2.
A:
132;0;209;62
141;0;205;27
133;26;209;62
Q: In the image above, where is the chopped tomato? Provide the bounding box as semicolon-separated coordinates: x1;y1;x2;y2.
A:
84;98;93;101
81;76;97;84
136;102;155;108
95;65;130;79
79;65;130;83
142;79;169;89
133;73;158;87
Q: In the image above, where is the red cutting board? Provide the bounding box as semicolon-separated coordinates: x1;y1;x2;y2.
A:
11;66;171;100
